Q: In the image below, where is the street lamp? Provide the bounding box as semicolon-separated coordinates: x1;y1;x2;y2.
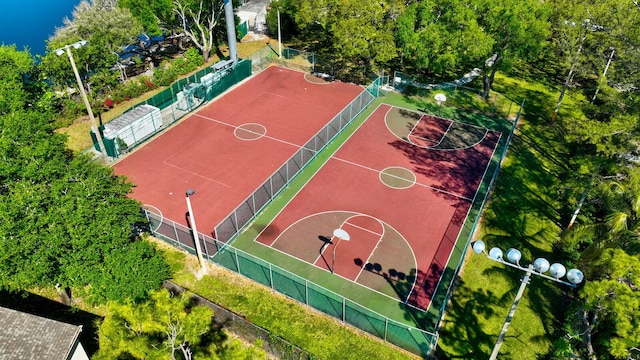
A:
331;228;350;274
185;189;206;270
472;240;584;360
277;7;282;59
54;40;108;159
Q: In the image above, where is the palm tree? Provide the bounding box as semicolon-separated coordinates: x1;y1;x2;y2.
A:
560;176;640;271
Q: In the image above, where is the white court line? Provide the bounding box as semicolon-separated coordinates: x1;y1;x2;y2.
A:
354;218;386;282
408;115;453;148
251;235;421;307
162;161;232;188
331;156;474;202
385;106;500;151
143;204;163;233
258;208;420;307
193;112;304;150
422;131;504;314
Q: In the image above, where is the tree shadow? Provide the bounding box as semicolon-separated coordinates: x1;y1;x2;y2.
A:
433;279;498;359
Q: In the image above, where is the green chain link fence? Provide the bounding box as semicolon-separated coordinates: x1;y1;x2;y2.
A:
92;59;252;157
145;208;439;358
115;46;524;357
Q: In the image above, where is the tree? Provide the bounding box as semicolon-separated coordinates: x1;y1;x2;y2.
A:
290;0;399;77
0;47;170;304
119;0;175;37
559;172;640;267
547;0;640;122
173;0;225;63
40;0;143;91
556;249;640;359
476;0;551;98
95;288;267;359
395;0;494;78
0;45;35;114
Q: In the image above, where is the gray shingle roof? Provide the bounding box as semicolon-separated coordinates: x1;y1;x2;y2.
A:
0;306;82;360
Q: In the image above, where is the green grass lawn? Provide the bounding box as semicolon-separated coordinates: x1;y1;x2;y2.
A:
54;54;587;359
435;73;587;359
157;239;420;360
57;40;281;153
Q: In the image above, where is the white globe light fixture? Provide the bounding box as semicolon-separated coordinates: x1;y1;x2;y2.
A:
566;268;584;285
472;240;486;254
489;247;503;260
505;248;522;265
471;240;583;360
533;258;550;273
549;263;567;279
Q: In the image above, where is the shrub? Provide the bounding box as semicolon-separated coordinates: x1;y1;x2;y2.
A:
153;64;178;87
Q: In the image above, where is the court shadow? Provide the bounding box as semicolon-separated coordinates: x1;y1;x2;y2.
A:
358;261;413;301
318;235;333;270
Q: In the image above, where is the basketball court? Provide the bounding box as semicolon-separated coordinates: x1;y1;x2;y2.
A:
253;104;501;310
113;66;364;235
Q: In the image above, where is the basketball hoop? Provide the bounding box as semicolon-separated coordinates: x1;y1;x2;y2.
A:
434;93;447;106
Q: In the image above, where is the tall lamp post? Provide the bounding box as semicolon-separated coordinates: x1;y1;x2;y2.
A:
472;240;584;360
185;189;206;270
277;7;282;59
54;40;108;159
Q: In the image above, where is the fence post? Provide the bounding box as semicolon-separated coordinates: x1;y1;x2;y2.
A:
173;222;180;248
269;263;274;288
342;298;346;322
235;248;240;273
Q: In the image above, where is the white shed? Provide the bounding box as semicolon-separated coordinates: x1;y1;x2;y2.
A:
103;104;163;155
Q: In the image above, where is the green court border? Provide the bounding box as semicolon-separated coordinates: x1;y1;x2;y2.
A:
228;91;514;331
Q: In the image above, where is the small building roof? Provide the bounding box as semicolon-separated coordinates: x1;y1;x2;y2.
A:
0;306;82;360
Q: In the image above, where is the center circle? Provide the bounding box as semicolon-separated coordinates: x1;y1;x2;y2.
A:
379;167;416;189
235;123;267;140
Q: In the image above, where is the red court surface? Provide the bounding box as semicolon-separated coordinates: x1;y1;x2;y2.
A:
409;116;451;147
113;66;363;233
256;104;501;310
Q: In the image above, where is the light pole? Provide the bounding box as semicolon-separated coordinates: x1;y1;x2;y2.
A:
185;189;206;270
54;40;108;159
277;7;282;59
331;228;350;274
472;240;584;360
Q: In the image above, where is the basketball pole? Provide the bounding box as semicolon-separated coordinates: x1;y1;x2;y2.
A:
331;229;350;274
331;237;341;274
277;8;282;59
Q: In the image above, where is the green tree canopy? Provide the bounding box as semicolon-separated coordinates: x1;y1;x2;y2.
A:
395;0;494;77
0;47;169;304
40;0;143;91
290;0;399;77
119;0;175;36
477;0;551;97
559;249;640;359
0;45;35;114
95;288;267;359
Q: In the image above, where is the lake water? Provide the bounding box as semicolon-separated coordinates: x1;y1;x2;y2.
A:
0;0;81;56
